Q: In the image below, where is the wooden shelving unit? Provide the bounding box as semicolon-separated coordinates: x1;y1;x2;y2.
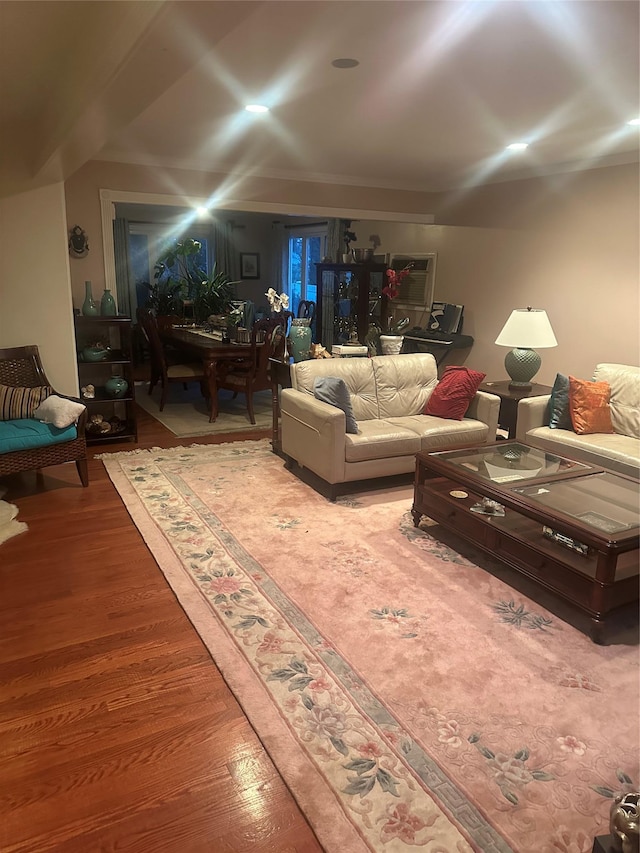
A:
73;315;138;446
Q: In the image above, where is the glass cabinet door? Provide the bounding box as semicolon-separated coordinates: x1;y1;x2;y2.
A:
316;263;387;349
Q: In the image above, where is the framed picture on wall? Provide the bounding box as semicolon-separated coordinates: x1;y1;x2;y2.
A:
240;252;260;279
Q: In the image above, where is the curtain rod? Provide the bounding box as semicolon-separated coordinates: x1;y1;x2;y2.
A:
278;221;328;229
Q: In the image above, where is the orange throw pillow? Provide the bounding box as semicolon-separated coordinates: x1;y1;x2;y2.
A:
568;376;614;435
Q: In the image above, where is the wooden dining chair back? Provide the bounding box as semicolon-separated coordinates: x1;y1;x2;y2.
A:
214;317;284;424
0;345;88;486
136;308;207;411
297;300;316;323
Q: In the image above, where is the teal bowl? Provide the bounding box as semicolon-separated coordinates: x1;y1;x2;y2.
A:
82;347;109;362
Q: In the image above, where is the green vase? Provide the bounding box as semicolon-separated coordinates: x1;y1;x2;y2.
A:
288;320;312;362
82;281;99;316
105;376;128;398
100;288;116;316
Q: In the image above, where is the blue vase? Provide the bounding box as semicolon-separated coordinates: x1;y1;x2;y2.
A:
82;281;99;316
100;288;116;316
288;320;312;362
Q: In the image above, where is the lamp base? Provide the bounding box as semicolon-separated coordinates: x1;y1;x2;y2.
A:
504;347;541;390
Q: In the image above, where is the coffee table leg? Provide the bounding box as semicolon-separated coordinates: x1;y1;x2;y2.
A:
590;617;605;645
412;507;422;527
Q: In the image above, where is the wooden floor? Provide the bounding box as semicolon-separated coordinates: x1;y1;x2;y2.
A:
0;403;323;853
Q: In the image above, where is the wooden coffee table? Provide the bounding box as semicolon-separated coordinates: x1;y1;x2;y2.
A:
412;442;639;642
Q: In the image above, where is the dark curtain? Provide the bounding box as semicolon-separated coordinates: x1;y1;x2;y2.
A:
113;217;132;317
327;218;342;263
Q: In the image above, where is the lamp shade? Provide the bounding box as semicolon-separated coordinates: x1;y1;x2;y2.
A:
495;308;557;348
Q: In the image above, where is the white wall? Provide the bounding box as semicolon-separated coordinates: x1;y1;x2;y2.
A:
0;183;79;393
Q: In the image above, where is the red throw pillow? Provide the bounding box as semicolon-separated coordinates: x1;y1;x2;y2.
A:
424;366;486;420
569;375;614;435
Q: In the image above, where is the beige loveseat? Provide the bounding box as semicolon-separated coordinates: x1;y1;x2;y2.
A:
516;363;640;479
280;353;500;498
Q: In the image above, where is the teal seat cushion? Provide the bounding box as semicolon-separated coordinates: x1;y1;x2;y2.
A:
0;418;78;454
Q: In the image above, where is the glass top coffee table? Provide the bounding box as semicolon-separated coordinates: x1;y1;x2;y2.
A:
412;442;639;643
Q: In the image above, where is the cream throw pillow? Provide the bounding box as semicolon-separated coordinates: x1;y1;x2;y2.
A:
33;395;86;429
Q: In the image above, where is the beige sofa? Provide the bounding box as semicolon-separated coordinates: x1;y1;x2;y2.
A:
516;363;640;479
280;353;500;498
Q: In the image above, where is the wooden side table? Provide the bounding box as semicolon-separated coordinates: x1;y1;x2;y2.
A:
479;380;553;439
591;834;615;853
268;357;292;455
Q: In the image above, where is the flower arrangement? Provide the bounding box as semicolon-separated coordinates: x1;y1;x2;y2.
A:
266;288;290;313
382;262;414;300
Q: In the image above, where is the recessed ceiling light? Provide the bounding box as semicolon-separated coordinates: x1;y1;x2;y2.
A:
245;104;269;114
627;118;640;126
506;142;529;151
331;58;359;69
196;206;208;216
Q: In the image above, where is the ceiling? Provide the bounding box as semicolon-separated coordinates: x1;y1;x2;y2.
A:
1;0;638;198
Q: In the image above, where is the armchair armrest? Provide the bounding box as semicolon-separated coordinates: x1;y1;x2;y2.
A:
466;391;501;442
280;388;347;484
516;395;551;441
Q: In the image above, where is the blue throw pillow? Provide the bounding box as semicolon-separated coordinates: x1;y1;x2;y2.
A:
548;373;572;429
313;376;358;434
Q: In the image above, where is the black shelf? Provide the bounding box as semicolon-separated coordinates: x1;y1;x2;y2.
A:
73;314;138;445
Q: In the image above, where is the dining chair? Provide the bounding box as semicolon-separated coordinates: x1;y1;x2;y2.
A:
297;300;316;323
213;317;284;424
136;308;207;411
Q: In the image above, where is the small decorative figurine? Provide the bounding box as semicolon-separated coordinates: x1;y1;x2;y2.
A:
610;792;640;853
68;225;89;258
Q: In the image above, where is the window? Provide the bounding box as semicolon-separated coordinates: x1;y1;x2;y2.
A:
287;228;325;315
128;222;213;313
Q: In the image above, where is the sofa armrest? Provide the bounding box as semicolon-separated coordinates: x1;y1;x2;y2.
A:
516;395;551;441
280;388;347;484
466;391;501;442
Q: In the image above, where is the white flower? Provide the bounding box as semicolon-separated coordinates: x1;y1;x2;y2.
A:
265;288;288;312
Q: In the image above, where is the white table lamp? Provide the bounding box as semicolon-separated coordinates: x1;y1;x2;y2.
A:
495;307;557;389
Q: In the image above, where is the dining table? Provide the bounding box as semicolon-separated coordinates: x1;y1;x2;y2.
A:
159;325;257;422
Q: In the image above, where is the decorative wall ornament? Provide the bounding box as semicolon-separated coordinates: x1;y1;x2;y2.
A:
68;225;89;258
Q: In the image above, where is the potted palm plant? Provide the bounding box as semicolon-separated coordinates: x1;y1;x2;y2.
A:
150;238;234;323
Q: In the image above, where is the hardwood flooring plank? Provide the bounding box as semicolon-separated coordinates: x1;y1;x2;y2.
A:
0;401;321;853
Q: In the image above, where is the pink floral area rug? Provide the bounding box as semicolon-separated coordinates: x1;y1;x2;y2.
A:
99;439;639;853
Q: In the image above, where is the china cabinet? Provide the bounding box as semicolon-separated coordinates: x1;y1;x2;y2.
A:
73;315;138;445
315;262;388;349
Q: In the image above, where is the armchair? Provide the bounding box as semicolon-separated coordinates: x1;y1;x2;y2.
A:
0;345;88;486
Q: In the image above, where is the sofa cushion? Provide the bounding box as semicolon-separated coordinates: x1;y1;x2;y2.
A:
548;373;572;429
569;376;614;435
423;366;486;420
389;414;490;449
593;363;640;439
292;357;379;421
372;353;438;418
0;384;52;420
525;426;639;479
344;419;421;462
33;394;86;429
0;418;78;453
313;377;358;434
